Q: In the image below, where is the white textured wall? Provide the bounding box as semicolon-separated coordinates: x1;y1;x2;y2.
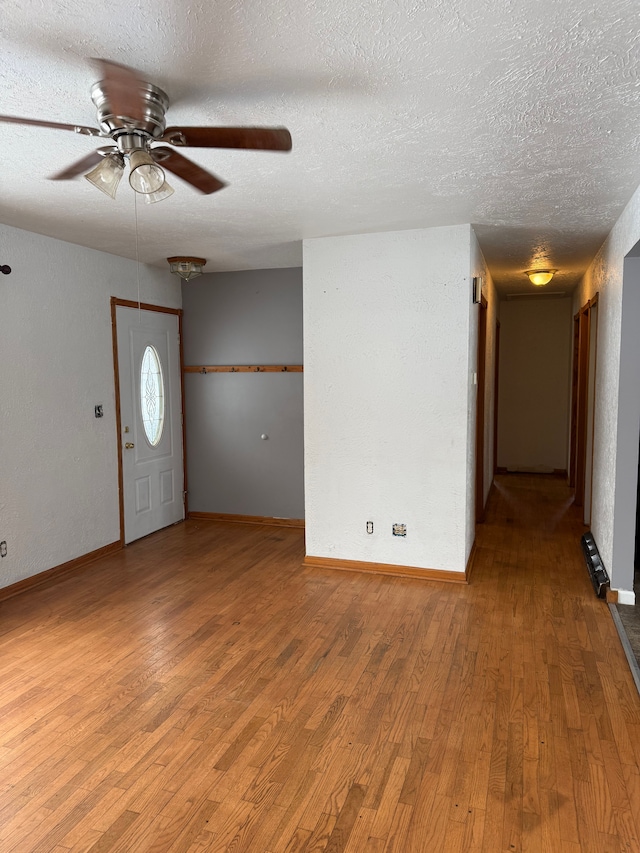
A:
303;225;474;574
497;298;572;472
573;182;640;593
0;223;181;589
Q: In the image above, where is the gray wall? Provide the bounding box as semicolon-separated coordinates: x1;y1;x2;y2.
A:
497;297;573;472
611;255;640;592
182;268;304;519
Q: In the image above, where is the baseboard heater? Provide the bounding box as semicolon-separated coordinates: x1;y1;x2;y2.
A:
581;532;610;598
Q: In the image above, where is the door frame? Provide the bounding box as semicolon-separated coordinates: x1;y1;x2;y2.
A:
475;294;488;524
574;304;590;507
493;320;500;475
569;313;580;488
571;294;598;511
584;297;599;524
111;297;187;545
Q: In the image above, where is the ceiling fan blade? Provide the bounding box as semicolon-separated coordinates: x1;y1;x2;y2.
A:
152;147;227;194
161;126;292;151
49;150;105;180
92;58;146;122
0;114;100;135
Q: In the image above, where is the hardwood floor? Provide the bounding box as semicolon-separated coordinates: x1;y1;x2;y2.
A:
1;475;640;852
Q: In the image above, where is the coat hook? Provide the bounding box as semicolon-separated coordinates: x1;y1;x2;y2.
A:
200;366;207;374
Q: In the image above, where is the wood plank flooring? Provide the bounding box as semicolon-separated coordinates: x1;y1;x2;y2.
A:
1;475;640;851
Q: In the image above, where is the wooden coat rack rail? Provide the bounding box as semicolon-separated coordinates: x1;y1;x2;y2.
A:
184;365;303;374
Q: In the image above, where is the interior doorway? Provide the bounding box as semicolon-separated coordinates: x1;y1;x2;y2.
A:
493;320;500;475
569;314;579;488
583;299;599;524
475;294;487;523
635;429;640;594
570;294;598;522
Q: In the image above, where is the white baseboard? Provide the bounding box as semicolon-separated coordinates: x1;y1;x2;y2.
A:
616;589;636;605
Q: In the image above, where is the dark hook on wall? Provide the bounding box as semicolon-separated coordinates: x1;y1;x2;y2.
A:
0;265;11;275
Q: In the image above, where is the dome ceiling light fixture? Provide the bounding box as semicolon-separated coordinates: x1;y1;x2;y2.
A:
167;256;207;281
525;268;557;287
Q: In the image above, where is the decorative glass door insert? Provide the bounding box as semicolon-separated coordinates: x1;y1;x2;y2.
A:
140;344;165;446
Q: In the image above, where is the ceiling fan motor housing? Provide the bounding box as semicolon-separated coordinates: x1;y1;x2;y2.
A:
91;80;169;140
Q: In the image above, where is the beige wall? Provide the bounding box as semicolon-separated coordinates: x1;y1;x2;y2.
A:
497;297;573;472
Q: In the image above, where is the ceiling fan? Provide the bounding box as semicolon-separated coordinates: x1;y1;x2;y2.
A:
0;59;292;202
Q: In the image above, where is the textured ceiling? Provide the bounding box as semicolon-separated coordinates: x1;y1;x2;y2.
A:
1;0;639;293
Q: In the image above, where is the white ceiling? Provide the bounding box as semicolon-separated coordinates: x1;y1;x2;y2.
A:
1;0;639;294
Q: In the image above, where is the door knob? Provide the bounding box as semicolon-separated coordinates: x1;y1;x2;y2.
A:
125;442;135;449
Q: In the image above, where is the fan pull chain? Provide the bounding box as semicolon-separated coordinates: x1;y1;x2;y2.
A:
134;189;141;322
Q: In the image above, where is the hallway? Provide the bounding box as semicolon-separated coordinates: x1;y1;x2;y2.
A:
0;475;639;851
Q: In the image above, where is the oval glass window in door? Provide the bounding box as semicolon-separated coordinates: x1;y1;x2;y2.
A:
140;344;165;446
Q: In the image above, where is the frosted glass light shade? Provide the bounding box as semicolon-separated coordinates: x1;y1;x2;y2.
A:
525;269;557;286
84;153;125;199
129;149;165;194
143;180;174;204
167;256;207;280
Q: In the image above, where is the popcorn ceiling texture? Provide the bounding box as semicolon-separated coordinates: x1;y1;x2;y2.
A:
1;0;639;285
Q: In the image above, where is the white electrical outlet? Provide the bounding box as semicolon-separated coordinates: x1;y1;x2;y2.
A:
366;521;374;534
392;524;407;537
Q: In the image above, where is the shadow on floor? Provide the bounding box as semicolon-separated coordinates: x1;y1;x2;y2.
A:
611;604;640;695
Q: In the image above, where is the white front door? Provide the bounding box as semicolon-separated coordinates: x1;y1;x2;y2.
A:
116;305;184;544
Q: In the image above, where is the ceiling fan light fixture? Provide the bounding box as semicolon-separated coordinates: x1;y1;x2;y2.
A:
525;268;557;287
128;149;165;194
1;60;293;200
143;180;174;204
84;152;124;199
167;256;206;281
